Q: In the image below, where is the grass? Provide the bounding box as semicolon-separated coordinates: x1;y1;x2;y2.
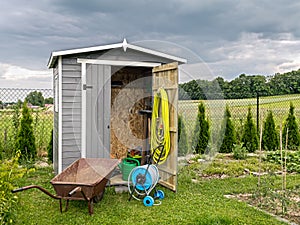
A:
11;161;298;225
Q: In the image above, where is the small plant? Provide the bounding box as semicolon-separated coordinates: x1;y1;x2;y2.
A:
242;107;258;153
283;102;300;150
219;105;236;153
262;111;279;151
178;115;189;156
265;150;300;173
233;143;248;160
47;129;53;163
0;152;28;225
15;101;36;162
192;102;210;154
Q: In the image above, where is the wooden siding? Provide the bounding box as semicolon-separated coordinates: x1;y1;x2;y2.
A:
61;57;82;170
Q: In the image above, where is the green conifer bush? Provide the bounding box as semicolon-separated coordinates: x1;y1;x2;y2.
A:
192;102;210;154
219;106;236;153
262;111;279;151
242;107;258;153
283;102;300;150
16;101;36;161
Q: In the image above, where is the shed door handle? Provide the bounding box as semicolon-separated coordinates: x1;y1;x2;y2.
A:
83;84;93;90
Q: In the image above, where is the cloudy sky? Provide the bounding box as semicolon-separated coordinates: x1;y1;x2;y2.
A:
0;0;300;88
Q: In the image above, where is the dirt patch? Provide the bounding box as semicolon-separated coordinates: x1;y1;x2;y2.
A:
225;191;300;225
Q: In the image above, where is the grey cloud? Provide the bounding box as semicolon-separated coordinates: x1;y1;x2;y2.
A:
0;0;299;85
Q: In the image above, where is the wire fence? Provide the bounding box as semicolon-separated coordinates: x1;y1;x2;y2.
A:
178;93;300;153
0;88;53;158
1;87;300;158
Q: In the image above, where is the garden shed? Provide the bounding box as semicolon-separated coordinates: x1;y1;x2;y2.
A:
47;39;186;191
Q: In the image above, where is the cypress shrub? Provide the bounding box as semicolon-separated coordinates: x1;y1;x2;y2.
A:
16;101;36;161
242;107;258;153
178;115;189;156
219;105;236;153
283;102;300;150
262;111;279;151
192;102;209;154
47;129;53;163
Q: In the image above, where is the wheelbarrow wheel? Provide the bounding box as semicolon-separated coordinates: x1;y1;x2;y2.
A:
93;190;105;203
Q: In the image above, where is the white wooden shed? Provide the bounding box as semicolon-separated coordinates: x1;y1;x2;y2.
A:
48;40;186;191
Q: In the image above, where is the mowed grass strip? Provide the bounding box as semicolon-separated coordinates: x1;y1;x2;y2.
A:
12;165;294;225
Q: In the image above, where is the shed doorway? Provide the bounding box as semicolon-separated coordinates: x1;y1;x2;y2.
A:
80;60;178;191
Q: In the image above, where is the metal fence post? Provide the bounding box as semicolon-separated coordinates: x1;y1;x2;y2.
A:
256;92;259;132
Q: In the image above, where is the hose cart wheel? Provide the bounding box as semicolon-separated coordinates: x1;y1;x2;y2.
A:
143;196;154;207
154;190;165;200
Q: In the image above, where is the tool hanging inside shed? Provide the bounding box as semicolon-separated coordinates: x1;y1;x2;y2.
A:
150;88;170;164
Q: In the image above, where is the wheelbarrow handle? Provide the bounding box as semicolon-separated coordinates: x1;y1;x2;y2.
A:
68;187;81;197
12;187;25;193
11;185;61;200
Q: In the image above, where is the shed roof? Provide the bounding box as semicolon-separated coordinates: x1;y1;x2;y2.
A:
47;39;187;68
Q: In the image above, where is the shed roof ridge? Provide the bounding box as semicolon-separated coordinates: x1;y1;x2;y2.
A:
47;40;187;68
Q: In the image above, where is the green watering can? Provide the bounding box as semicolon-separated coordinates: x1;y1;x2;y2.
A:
119;158;140;181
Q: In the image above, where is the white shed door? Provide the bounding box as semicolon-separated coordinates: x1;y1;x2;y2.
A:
152;62;178;192
85;64;111;158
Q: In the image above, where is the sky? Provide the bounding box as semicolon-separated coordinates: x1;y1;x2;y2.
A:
0;0;300;88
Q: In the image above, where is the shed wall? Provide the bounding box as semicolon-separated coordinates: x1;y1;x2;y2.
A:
61;57;82;170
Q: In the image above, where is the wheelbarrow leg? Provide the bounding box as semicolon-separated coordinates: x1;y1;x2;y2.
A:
65;199;69;212
88;199;94;215
59;199;62;213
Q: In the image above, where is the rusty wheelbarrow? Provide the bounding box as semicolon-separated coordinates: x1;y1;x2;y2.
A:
12;158;120;215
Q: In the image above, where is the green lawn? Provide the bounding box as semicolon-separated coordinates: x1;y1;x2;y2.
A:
12;162;298;225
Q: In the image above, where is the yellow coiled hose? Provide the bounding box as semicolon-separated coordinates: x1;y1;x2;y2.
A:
150;88;170;164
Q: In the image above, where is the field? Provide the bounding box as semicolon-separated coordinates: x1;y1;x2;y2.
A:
178;94;300;152
0;108;53;158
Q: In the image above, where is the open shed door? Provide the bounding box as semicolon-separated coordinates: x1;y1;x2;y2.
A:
152;62;178;192
85;64;111;158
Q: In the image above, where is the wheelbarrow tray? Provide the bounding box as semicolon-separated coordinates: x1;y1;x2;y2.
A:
12;158;120;215
51;158;120;201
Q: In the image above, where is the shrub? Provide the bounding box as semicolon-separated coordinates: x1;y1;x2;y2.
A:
192;102;209;154
233;143;248;160
262;111;279;151
219;106;236;153
242;107;258;153
47;129;53;163
0;153;27;224
15;101;36;161
283;102;300;150
178;115;189;156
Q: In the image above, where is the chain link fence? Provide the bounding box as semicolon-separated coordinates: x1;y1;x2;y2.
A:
2;87;300;158
0;88;53;158
178;93;300;153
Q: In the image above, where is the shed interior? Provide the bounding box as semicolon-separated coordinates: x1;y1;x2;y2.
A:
110;66;152;161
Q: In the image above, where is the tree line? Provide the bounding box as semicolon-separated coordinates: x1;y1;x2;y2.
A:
179;69;300;100
0;91;53;109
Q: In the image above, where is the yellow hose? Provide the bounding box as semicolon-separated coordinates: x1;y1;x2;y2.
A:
150;88;170;164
